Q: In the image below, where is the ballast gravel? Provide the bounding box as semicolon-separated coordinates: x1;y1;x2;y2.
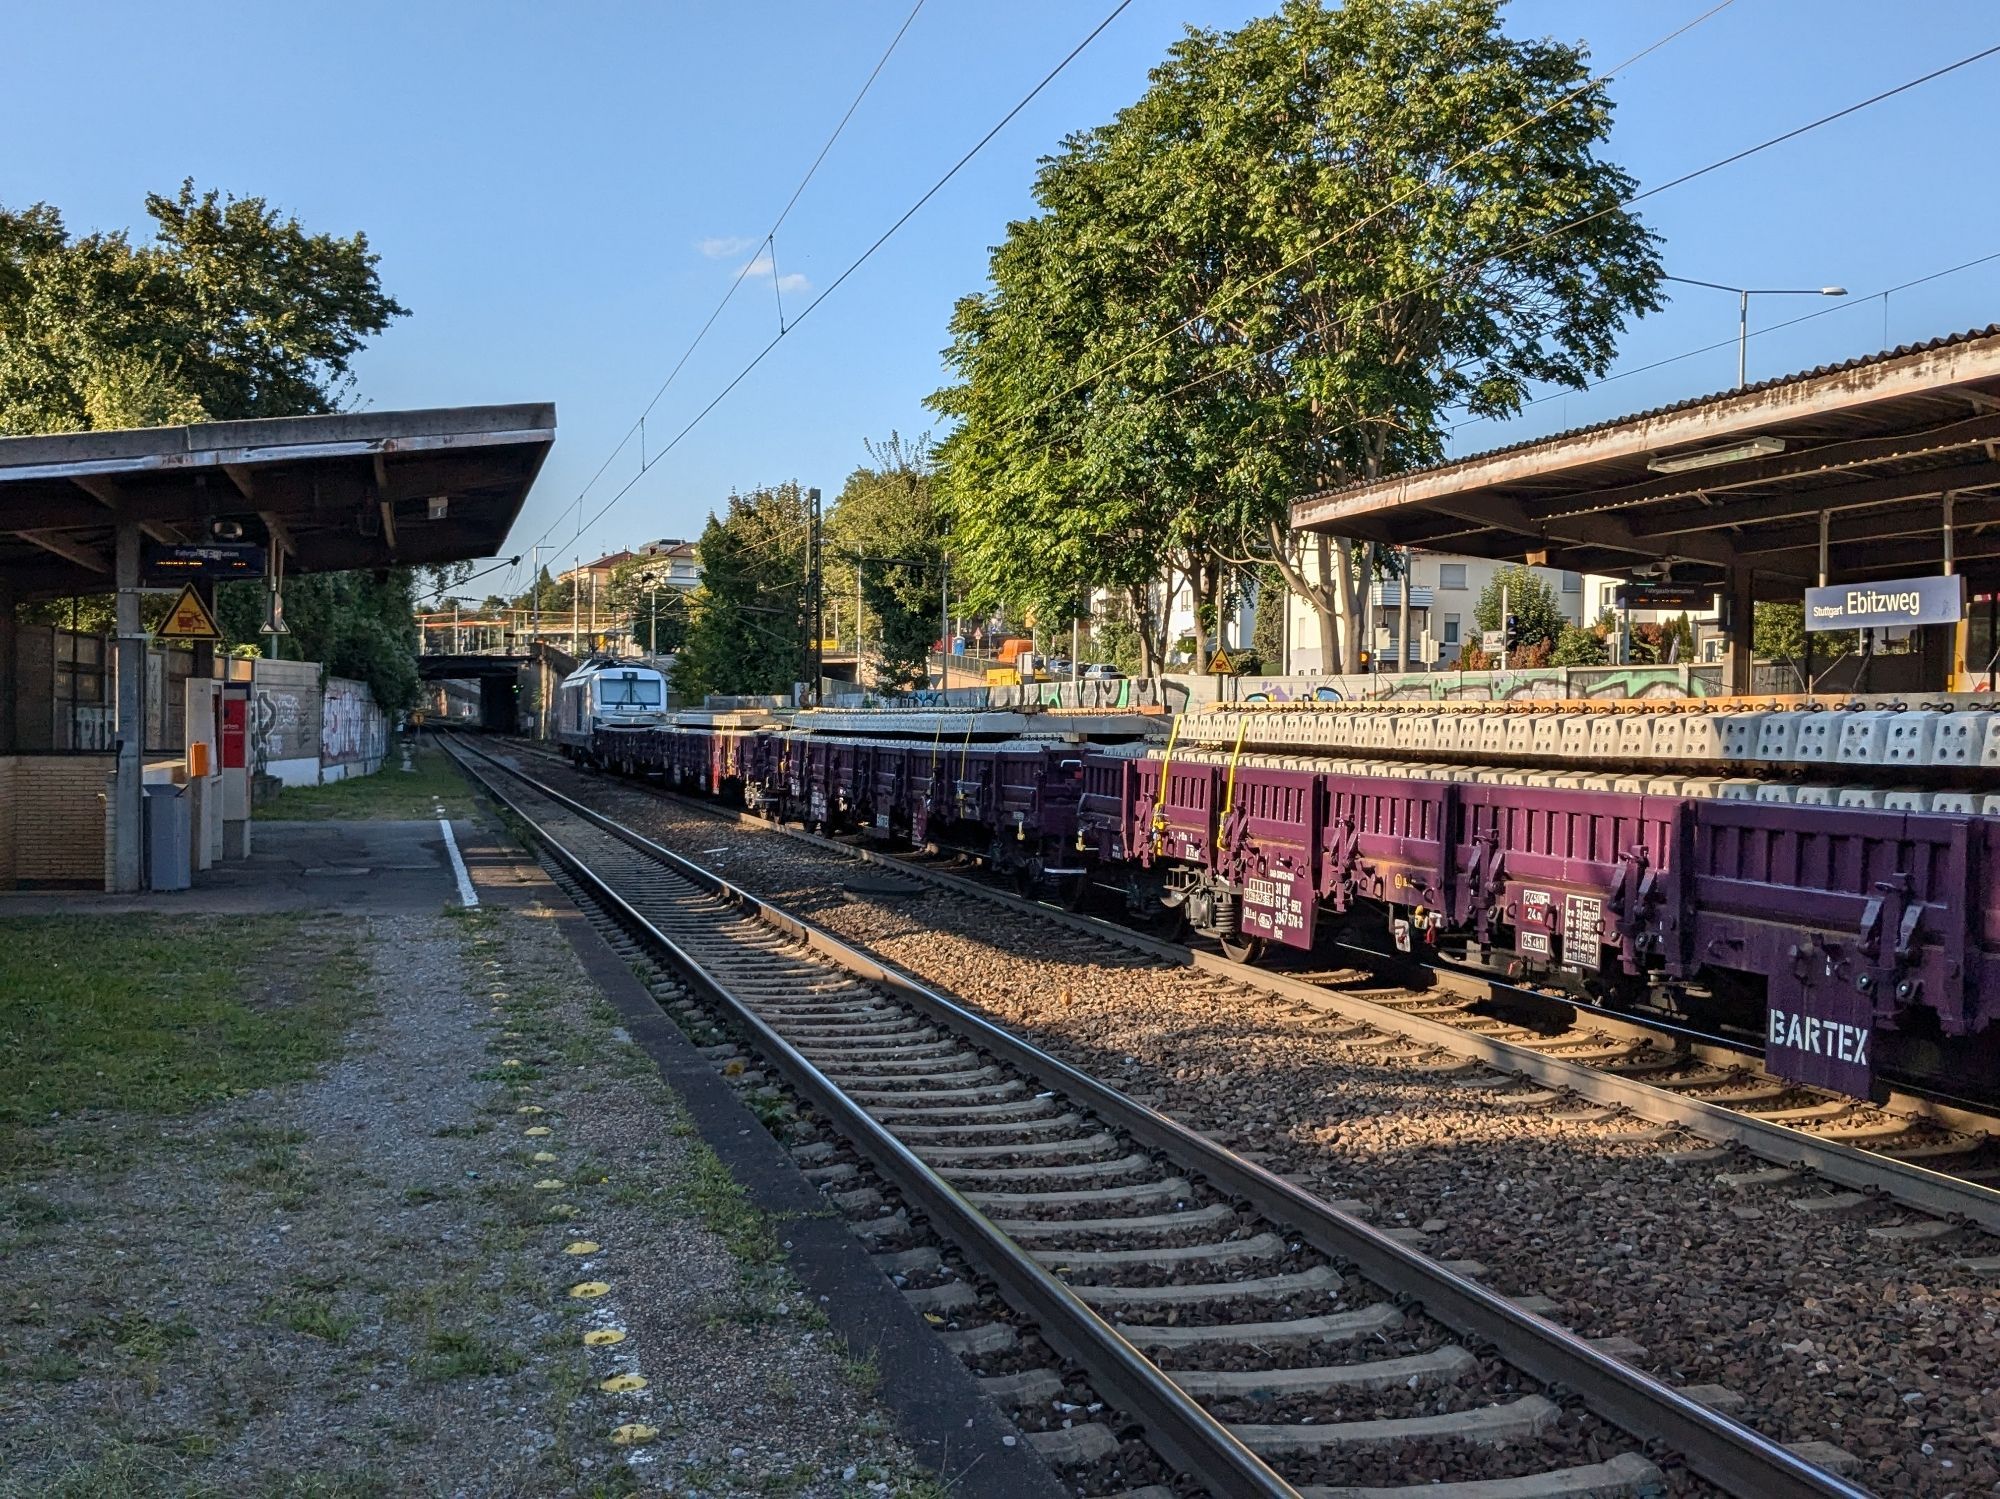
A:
550;768;2000;1499
1;896;929;1497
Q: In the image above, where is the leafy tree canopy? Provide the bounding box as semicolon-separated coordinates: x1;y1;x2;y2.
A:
673;484;810;702
1473;564;1566;647
4;183;419;709
931;0;1660;672
827;434;944;690
1;180;406;432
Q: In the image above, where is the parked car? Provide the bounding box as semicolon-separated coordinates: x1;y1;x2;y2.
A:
1083;663;1125;680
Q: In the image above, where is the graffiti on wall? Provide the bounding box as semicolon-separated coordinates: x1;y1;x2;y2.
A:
321;678;387;768
252;685;316;768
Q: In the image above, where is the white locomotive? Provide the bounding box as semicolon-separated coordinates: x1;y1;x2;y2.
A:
553;657;671;762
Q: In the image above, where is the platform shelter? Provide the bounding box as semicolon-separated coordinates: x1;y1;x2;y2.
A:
0;404;554;890
1292;328;2000;695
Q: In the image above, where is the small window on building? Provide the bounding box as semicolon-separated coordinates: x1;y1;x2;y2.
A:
1562;571;1582;593
1443;615;1461;644
1439;563;1467;590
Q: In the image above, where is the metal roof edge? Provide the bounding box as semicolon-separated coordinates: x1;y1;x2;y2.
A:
1293;325;2000;529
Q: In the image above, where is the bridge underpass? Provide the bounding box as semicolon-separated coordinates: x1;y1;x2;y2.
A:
416;643;576;733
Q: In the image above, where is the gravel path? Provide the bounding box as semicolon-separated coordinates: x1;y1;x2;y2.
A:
535;764;2000;1499
1;895;935;1498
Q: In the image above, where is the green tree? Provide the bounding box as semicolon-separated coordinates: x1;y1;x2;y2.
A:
672;484;810;702
933;0;1660;673
827;434;944;690
605;561;690;656
1252;563;1287;672
1474;566;1565;648
1;181;405;432
3;184;418;708
1550;621;1608;667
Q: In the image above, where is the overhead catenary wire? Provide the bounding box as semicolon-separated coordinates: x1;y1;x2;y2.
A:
558;0;1137;553
1448;247;2000;436
512;0;930;582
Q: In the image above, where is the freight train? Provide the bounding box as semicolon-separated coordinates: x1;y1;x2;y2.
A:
553;684;2000;1102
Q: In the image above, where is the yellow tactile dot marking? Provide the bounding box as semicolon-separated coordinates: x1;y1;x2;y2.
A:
582;1328;625;1346
563;1240;600;1256
524;1126;551;1137
568;1281;610;1299
609;1423;657;1446
601;1373;647;1394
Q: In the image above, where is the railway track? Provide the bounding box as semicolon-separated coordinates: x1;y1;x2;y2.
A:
489;734;2000;1241
443;733;1868;1499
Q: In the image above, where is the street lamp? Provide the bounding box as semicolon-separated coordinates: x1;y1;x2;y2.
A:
646;581;659;657
1663;276;1846;389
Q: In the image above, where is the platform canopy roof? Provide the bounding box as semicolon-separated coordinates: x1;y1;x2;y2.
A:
0;403;554;601
1291;328;2000;598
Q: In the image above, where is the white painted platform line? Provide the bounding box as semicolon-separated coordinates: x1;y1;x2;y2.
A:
440;818;479;908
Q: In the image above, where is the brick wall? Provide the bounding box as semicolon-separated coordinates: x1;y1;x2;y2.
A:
0;758;14;886
0;754;113;887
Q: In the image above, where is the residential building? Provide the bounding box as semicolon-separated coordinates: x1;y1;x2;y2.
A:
1276;547;1618;673
632;537;702;589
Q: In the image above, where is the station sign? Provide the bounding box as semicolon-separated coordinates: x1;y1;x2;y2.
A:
1804;573;1964;632
1615;582;1715;611
142;541;266;584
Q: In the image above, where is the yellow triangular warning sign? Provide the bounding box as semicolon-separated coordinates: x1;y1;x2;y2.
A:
1208;648;1235;674
157;583;222;641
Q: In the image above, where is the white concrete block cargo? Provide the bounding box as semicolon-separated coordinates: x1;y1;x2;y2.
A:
1835;711;1897;765
1679;712;1726;762
1717;712;1766;761
1614;715;1655;760
1753;712;1803;761
1792;714;1839;763
1930;712;1991;767
1881;710;1937;765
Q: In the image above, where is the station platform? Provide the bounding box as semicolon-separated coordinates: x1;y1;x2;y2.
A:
0;819;486;916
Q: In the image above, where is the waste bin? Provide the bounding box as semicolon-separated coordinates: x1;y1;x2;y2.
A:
143;782;192;891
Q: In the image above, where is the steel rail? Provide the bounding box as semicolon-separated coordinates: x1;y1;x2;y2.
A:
448;734;1870;1499
514;740;2000;1237
441;736;1300;1497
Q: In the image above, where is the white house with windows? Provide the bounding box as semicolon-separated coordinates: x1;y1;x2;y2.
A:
1274;548;1615;673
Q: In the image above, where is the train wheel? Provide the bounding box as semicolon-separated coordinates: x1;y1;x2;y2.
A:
1218;933;1267;965
1145;904;1189;943
1057;874;1092;912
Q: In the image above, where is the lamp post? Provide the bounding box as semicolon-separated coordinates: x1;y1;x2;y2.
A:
647;581;659;656
1663;276;1846;388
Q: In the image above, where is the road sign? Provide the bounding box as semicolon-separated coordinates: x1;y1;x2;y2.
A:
1208;648;1235;674
157;583;222;642
1804;574;1964;632
1480;630;1505;654
142;541;265;584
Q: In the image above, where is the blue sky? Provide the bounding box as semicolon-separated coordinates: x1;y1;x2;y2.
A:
8;1;2000;594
